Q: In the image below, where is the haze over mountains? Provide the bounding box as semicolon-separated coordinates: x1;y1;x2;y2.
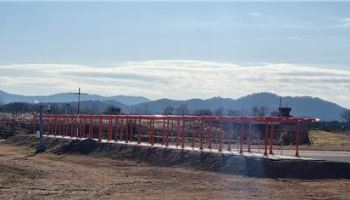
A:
0;90;149;106
0;90;347;121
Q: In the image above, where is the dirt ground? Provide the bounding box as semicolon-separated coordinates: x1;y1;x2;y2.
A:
0;142;349;200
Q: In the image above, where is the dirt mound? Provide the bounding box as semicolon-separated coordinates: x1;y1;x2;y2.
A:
54;139;100;154
6;135;350;179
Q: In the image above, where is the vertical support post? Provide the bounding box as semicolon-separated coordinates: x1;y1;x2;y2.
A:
200;118;204;150
129;118;133;142
152;119;156;146
248;123;252;153
120;118;124;141
108;117;113;141
269;123;274;155
239;122;243;154
70;117;74;138
295;123;300;157
114;118;118;141
88;117;93;138
264;123;269;156
148;119;152;144
227;122;233;151
165;118;170;147
79;117;84;138
63;117;66;136
176;120;180;147
191;121;195;148
138;117;142;144
36;105;46;153
46;117;51;135
162;118;166;146
181;118;185;149
57;118;61;136
208;121;213;149
125;117;129;143
98;117;103;141
32;114;37;135
219;120;224;152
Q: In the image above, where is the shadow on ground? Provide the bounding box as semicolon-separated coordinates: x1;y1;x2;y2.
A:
7;134;350;179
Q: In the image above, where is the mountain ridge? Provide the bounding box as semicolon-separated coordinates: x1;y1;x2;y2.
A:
0;90;347;121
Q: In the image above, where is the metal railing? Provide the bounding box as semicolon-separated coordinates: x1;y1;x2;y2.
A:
33;114;317;157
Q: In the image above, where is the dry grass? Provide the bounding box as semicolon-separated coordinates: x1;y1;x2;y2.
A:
304;130;350;151
0;142;349;200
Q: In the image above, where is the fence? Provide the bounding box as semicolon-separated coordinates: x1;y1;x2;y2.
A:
33;114;317;157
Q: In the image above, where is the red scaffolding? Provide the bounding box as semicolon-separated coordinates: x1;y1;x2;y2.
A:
34;114;317;157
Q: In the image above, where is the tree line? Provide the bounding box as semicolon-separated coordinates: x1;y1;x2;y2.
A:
1;102;349;131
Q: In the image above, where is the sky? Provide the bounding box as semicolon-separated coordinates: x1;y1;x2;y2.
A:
0;2;349;108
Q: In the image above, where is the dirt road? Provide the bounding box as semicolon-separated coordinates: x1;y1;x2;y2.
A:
0;142;349;200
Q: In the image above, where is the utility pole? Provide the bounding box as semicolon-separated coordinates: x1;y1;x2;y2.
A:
36;104;46;153
71;88;87;137
71;88;87;115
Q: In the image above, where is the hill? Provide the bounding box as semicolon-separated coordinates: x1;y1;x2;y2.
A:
131;93;346;121
0;90;149;106
0;90;347;121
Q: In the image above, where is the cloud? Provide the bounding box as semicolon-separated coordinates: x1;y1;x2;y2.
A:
0;60;350;108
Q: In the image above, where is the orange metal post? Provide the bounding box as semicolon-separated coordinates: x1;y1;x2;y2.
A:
129;119;133;142
295;123;300;157
191;121;195;148
125;117;129;143
227;123;233;151
219;120;224;152
108;117;113;141
63;117;67;136
208;121;213;149
138;117;142;144
162;118;166;146
165;118;170;147
148;119;153;144
32;114;37;135
181;119;185;149
70;117;74;138
58;118;62;136
269;124;274;155
46;118;51;135
88;117;93;138
239;123;243;154
152;119;156;145
79;117;84;138
176;120;180;147
248;123;252;153
200;118;204;150
264;123;269;156
98;117;103;141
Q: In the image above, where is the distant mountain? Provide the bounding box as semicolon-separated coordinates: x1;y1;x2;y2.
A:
0;90;347;121
0;90;149;106
131;93;347;121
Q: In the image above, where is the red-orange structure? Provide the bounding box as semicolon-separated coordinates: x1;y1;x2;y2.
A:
33;114;317;157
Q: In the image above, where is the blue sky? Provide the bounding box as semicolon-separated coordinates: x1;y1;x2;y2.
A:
0;2;350;108
1;2;350;67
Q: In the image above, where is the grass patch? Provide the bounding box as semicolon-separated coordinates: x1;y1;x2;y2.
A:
309;130;350;146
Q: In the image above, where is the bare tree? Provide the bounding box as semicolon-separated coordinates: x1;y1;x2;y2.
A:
227;109;242;116
103;106;121;115
163;106;175;115
175;104;189;115
270;110;280;117
251;106;268;117
214;107;224;116
193;109;213;116
341;109;350;126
